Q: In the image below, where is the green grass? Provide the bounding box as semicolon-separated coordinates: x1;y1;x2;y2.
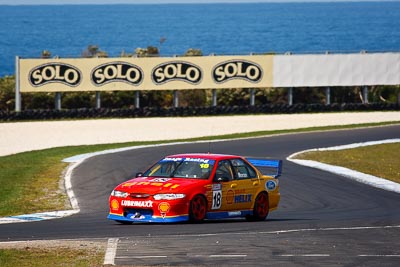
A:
294;143;400;183
0;248;104;267
0;120;399;217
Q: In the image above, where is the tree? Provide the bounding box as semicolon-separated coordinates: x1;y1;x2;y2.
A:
134;46;160;57
41;50;51;59
184;48;203;57
0;76;15;111
82;45;108;58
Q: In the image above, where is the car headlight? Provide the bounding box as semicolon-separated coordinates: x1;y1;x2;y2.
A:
153;193;186;200
111;190;128;198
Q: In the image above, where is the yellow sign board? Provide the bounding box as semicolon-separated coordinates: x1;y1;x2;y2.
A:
19;55;273;92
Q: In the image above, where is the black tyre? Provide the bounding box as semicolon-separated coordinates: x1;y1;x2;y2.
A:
189;195;207;223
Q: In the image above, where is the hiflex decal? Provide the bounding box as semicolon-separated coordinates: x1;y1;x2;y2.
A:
234;194;252;203
91;62;144;86
29;62;82;87
152;61;202;85
212;59;263;84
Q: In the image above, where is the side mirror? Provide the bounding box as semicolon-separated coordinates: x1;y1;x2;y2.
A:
214;176;230;182
135;172;143;178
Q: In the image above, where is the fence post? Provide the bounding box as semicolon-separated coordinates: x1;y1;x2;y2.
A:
212;89;217;107
288;87;293;106
173;90;179;108
325;87;331;105
135;91;140;108
15;56;21;112
55;92;62;110
95;91;101;109
362;86;369;104
398;90;400;105
250;88;255;106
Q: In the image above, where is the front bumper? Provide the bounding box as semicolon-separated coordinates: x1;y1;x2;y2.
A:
108;196;189;223
108;212;189;223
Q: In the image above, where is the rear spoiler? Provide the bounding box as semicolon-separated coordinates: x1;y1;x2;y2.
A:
246;158;282;178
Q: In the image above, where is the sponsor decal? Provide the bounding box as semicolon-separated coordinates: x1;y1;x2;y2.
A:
29;63;82;87
212;60;263;84
150;178;171;183
212;184;222;191
111;199;120;210
121;180;180;189
226;189;235;204
266;180;277;191
91;62;144;86
121;182;135;187
234;194;252;203
183;158;211;163
152;61;202;85
162;157;214;164
212;190;222;210
130;212;145;220
237;173;248;178
162;157;183;162
121;200;153;208
228;211;241;216
158;202;171;218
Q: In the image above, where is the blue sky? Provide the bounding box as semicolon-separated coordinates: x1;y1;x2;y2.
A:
0;0;397;5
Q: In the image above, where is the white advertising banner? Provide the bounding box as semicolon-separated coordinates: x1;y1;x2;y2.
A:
273;52;400;87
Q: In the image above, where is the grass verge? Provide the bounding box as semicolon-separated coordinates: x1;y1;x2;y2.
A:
294;142;400;184
0;120;399;217
0;247;104;267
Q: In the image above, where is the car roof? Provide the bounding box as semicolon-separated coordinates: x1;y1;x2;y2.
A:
166;153;242;160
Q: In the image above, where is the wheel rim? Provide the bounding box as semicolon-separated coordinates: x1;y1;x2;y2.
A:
191;196;206;220
256;193;268;218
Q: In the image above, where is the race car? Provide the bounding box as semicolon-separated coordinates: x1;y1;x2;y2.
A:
108;153;282;223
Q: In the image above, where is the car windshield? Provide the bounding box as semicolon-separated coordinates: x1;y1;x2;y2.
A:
143;157;215;179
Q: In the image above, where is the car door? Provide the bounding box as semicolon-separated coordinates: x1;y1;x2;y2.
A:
211;159;259;212
228;158;259;211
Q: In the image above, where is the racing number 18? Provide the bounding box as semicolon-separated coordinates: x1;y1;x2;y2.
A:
212;190;222;210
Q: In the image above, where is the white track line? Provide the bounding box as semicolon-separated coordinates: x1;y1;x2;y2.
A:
104;238;119;265
287;139;400;194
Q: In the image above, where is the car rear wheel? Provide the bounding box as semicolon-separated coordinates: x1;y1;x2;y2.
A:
189;195;207;223
247;192;269;221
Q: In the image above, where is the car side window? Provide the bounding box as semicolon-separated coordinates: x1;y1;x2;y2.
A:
214;160;234;181
230;159;257;179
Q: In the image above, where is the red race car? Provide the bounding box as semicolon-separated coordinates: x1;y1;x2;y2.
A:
108;153;281;223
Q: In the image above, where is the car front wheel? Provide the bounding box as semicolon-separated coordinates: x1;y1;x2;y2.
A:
189;195;207;223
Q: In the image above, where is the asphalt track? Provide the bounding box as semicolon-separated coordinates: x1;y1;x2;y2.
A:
1;125;400;266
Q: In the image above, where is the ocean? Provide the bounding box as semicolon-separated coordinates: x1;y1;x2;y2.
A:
0;1;399;77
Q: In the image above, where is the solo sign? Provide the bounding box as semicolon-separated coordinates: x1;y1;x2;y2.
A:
91;62;144;86
152;61;202;85
29;63;82;87
212;60;263;84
